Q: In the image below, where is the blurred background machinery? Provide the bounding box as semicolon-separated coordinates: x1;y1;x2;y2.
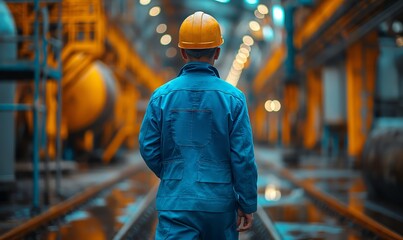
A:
248;0;403;204
0;0;403;221
0;0;164;210
1;0;165;165
0;0;17;184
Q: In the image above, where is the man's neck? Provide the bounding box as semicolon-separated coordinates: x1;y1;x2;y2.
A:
187;57;215;65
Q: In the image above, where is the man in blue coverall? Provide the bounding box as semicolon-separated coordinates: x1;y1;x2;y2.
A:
139;11;258;240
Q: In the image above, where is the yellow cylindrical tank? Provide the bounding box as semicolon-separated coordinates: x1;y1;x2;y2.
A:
63;60;117;133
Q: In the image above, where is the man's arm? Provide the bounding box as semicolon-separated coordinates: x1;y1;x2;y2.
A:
139;99;162;178
230;95;258;215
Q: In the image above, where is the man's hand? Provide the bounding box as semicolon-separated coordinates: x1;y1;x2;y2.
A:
237;209;253;232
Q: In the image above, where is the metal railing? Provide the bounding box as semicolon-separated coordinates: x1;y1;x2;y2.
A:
0;0;63;212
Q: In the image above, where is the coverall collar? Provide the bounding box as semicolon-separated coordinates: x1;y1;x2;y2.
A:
178;62;221;78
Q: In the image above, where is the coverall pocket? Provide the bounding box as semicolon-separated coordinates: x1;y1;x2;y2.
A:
197;164;233;198
161;161;183;180
170;109;212;147
197;163;232;183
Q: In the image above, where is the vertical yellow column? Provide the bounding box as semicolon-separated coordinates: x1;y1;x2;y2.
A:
254;103;266;142
268;111;278;144
125;85;140;149
304;69;322;149
346;31;378;160
46;81;57;159
282;84;299;146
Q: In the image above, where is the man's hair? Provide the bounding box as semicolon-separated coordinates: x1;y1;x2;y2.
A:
185;48;217;59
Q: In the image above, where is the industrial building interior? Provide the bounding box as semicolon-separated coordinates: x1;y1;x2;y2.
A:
1;0;403;239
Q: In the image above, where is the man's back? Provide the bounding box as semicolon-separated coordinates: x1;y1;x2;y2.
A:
140;62;256;213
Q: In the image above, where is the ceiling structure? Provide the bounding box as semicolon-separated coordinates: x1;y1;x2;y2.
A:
106;0;285;92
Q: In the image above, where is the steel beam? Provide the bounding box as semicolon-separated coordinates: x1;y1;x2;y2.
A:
282;84;299;146
298;0;403;70
253;45;286;93
346;31;378;160
294;0;346;49
304;69;322;149
32;0;41;211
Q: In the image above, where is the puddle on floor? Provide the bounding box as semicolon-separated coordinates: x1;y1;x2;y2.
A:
258;172;362;239
43;171;157;240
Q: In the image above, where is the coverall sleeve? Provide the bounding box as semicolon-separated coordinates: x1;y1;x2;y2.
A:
230;96;258;214
139;98;162;178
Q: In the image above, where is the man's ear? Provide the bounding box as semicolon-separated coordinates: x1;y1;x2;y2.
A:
180;49;188;60
214;48;221;60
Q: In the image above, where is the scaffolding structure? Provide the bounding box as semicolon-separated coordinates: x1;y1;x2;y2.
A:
0;0;165;213
0;0;63;212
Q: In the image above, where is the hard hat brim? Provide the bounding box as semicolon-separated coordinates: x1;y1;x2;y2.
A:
178;39;224;49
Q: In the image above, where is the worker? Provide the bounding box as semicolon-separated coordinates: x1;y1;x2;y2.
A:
139;11;257;240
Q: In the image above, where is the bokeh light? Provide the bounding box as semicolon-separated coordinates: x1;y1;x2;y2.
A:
149;6;161;17
160;34;172;45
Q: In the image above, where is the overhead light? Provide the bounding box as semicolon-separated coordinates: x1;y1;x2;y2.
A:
237;52;248;59
264;184;281;201
264;100;272;112
149;6;161;16
160;34;172;45
263;25;274;41
226;77;239;87
244;0;258;5
231;70;241;76
236;53;248;63
139;0;151;5
392;21;403;33
254;10;264;19
272;100;281;112
257;4;269;15
272;5;284;26
226;73;241;87
233;60;244;71
156;23;167;33
166;47;177;58
215;0;230;3
233;58;244;68
238;48;250;57
265;100;281;112
226;38;253;87
240;43;251;51
249;21;261;31
242;35;254;46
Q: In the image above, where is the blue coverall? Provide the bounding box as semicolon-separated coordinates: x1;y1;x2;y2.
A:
139;62;258;240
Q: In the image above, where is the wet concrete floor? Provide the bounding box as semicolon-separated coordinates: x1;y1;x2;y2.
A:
255;147;403;239
45;171;157;240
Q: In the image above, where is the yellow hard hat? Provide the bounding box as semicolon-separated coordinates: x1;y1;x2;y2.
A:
178;11;224;49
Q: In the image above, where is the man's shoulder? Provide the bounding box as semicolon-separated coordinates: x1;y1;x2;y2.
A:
150;78;181;100
151;76;245;102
